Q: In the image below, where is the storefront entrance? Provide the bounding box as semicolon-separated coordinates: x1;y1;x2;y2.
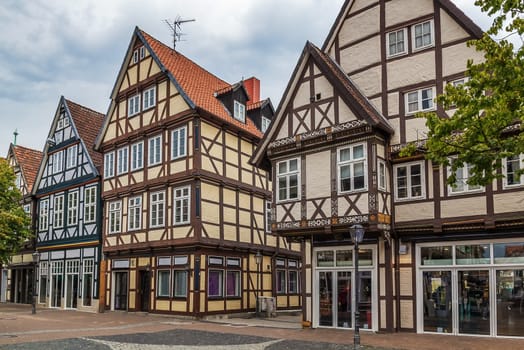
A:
113;271;128;311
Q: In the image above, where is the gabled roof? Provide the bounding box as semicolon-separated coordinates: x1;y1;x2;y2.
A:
9;144;43;193
251;41;393;169
247;98;274;112
322;0;483;52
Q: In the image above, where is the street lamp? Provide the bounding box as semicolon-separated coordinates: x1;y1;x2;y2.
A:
31;251;40;315
255;250;262;316
350;224;365;350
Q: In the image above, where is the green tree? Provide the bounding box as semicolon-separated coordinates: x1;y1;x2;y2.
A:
422;0;523;186
0;158;32;265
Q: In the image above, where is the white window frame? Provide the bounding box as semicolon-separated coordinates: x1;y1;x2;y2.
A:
233;100;246;123
54;195;64;228
150;191;165;228
157;270;171;297
378;160;387;191
412;19;434;51
52;151;63;174
171;126;187;160
139;46;145;59
447;160;483;194
132;49;139;64
148;135;162;166
265;200;272;233
84;186;96;223
261;117;271;133
117;147;129;175
142;86;156;110
128;196;142;231
386;28;408;57
82;259;94;306
394;161;425;201
131;141;144;171
503;154;524;188
338;143;367;193
276;158;300;202
128;94;140;117
173;270;188;297
173;186;190;225
104;152;115;178
108;201;122;234
67;191;78;226
66;144;77;169
405;87;436;114
39;199;49;231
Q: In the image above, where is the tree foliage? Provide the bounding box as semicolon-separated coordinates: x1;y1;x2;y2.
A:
0;158;32;265
422;0;524;186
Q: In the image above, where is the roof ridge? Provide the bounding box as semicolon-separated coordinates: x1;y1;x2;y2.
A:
65;98;105;118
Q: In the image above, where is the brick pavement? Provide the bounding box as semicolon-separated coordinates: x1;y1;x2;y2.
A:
2;303;524;350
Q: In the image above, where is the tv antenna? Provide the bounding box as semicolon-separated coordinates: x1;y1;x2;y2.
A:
165;16;195;51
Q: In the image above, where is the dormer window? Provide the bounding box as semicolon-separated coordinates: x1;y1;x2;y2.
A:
233;101;246;123
261;117;271;133
140;46;145;59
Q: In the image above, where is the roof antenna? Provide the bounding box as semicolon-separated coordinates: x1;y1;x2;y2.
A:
164;16;195;51
13;129;18;146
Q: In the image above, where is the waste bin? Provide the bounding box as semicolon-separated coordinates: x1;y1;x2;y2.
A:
257;296;276;317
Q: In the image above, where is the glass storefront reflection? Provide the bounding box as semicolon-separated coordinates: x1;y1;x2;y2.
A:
458;270;490;335
422;271;452;333
497;269;524;337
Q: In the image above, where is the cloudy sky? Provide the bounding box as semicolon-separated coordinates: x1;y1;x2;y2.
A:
0;0;490;154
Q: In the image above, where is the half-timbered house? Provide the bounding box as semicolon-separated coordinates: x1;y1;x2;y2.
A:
2;144;42;303
94;27;301;316
33;97;104;311
253;0;524;338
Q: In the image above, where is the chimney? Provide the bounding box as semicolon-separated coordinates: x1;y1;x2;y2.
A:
244;77;260;103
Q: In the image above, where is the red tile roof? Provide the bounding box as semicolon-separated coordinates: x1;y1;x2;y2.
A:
65;99;105;168
12;145;43;192
140;30;263;139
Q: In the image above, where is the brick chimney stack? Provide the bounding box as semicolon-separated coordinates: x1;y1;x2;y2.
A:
244;77;260;103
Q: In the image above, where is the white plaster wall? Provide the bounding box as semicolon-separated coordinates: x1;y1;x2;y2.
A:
339;5;380;46
494;192;524;214
395;202;434;222
385;0;434;27
306;151;331;199
389;118;401;145
350;65;382;97
341;35;381;73
442;44;485;77
405;118;428;143
338;97;358;124
276;202;301;222
440;9;470;45
388;92;400;117
314;75;334;100
370;97;383;114
441;196;487;218
387;51;436;90
294;81;312;111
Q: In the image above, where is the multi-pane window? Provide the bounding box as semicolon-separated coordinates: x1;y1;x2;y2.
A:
504;154;524;187
39;199;49;231
276;269;286;294
128;196;142;231
143;86;156;110
226;270;241;297
288;270;299;294
208;270;224;297
174;186;190;225
171;126;187;160
394;161;425;200
54;195;64;228
109;201;122;234
67;191;78;226
387;28;407;57
84;187;96;223
378;160;387;191
66;145;77;169
148;135;162;166
276;259;299;294
104;152;115;178
233;101;246;122
52;151;63;174
150;191;165;228
207;257;241;299
157;270;170;297
173;270;188;297
128;94;140;117
82;259;93;306
406;87;435;114
131;141;144;171
338;143;367;193
117;147;128;175
265;201;272;233
412;20;434;50
448;161;481;194
261;117;271;133
277;158;300;202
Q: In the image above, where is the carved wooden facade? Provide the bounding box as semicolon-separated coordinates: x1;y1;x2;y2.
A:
95;28;301;316
33;97;104;311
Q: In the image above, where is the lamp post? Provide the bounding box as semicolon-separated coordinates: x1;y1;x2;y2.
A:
255;250;262;316
31;251;40;315
350;224;365;350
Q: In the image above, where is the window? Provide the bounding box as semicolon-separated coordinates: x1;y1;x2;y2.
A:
338;143;367;193
67;191;78;226
261;117;271;133
157;270;170;297
139;46;145;59
226;271;240;297
84;187;96;223
150;191;165;228
387;28;407;57
233;100;245;122
23;204;30;214
208;270;223;297
109;201;122;234
173;186;190;225
173;270;188;297
15;173;21;189
132;49;139;64
143;86;156;110
148;135;162;166
288;270;299;294
117;147;128;175
54;195;64;228
128;196;142;231
171;126;187;160
265;201;272;233
131;141;144;171
276;269;286;294
82;259;93;306
378;160;387;191
504;154;524;187
52;151;63;174
66;145;77;169
277;158;300;201
39;199;49;231
128;94;140;117
406;87;435;114
394;161;425;200
448;161;481;194
104;152;115;178
412;20;434;50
